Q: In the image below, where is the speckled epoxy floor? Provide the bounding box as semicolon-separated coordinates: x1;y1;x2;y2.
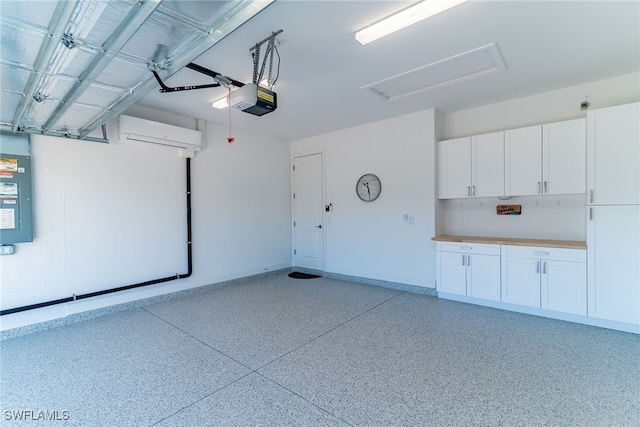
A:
1;272;639;426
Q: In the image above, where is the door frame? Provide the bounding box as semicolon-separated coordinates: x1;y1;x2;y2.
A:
290;149;326;270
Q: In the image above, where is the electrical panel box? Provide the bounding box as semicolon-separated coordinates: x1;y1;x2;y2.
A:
0;133;33;244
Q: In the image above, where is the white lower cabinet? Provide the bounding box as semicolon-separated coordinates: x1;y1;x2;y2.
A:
436;242;588;318
501;246;586;315
501;255;541;308
436;242;501;301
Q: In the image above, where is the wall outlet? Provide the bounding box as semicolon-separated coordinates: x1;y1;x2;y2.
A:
0;244;15;255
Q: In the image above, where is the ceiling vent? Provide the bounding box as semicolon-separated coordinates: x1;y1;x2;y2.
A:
362;42;507;101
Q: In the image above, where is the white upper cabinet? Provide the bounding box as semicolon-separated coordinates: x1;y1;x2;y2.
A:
587;102;640;205
472;132;505;198
438;136;472;199
440;118;586;199
505;119;586;197
543;118;586;195
438;132;504;199
505;125;543;196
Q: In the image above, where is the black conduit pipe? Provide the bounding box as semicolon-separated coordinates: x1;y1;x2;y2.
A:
1;158;193;316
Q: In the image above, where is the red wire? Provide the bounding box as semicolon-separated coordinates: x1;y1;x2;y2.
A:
226;87;234;144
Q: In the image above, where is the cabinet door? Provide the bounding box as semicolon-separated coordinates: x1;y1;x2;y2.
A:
587;205;640;324
505;125;542;196
543;118;586;195
438;137;472;199
472;132;504;198
467;254;501;301
542;260;586;315
501;256;541;308
437;251;467;295
587;102;640;205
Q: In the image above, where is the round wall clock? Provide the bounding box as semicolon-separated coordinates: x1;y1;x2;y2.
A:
356;173;382;202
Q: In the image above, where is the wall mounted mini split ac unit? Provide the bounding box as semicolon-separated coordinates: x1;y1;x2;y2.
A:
118;115;202;151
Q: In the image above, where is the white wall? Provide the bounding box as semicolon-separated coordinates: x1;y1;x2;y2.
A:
0;108;291;330
439;72;640;240
287;74;639;288
290;109;438;288
3;74;637;331
191;122;291;280
442;195;586;240
442;72;640;139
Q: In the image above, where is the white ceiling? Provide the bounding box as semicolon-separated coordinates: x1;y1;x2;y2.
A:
136;0;640;142
0;0;273;139
2;1;635;143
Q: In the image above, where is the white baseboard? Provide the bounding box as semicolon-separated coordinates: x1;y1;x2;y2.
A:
438;292;640;334
1;262;291;337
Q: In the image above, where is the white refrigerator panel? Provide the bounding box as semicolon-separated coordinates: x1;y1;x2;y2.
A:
587;205;640;324
587;102;640;205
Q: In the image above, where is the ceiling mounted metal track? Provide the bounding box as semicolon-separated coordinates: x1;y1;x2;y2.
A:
151;62;245;93
41;0;162;135
78;0;275;140
250;29;283;88
10;0;80;132
0;0;275;141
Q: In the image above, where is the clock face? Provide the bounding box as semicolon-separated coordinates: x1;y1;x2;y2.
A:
356;173;381;202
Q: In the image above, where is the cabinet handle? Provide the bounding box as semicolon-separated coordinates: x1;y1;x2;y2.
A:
542;261;547;275
533;251;549;256
461;246;473;251
544;181;548;193
472;185;476;196
589;207;593;220
590;190;594;203
537;181;541;194
462;255;466;266
536;260;540;274
467;186;471;197
467;255;471;266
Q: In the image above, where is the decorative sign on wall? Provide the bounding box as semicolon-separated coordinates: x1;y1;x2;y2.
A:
497;205;522;215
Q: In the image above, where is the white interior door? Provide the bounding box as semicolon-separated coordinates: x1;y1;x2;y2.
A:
293;153;324;270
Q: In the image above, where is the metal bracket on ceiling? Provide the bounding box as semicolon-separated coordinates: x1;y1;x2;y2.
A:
151;30;283;95
32;92;46;103
61;33;76;49
151;62;244;93
250;29;283;88
0;124;109;144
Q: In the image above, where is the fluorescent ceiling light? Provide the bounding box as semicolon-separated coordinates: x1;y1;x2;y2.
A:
355;0;467;45
212;96;228;109
211;79;271;109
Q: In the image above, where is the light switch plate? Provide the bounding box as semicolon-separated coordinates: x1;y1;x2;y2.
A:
0;244;15;255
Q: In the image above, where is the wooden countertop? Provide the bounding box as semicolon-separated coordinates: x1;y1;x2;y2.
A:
432;235;587;249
